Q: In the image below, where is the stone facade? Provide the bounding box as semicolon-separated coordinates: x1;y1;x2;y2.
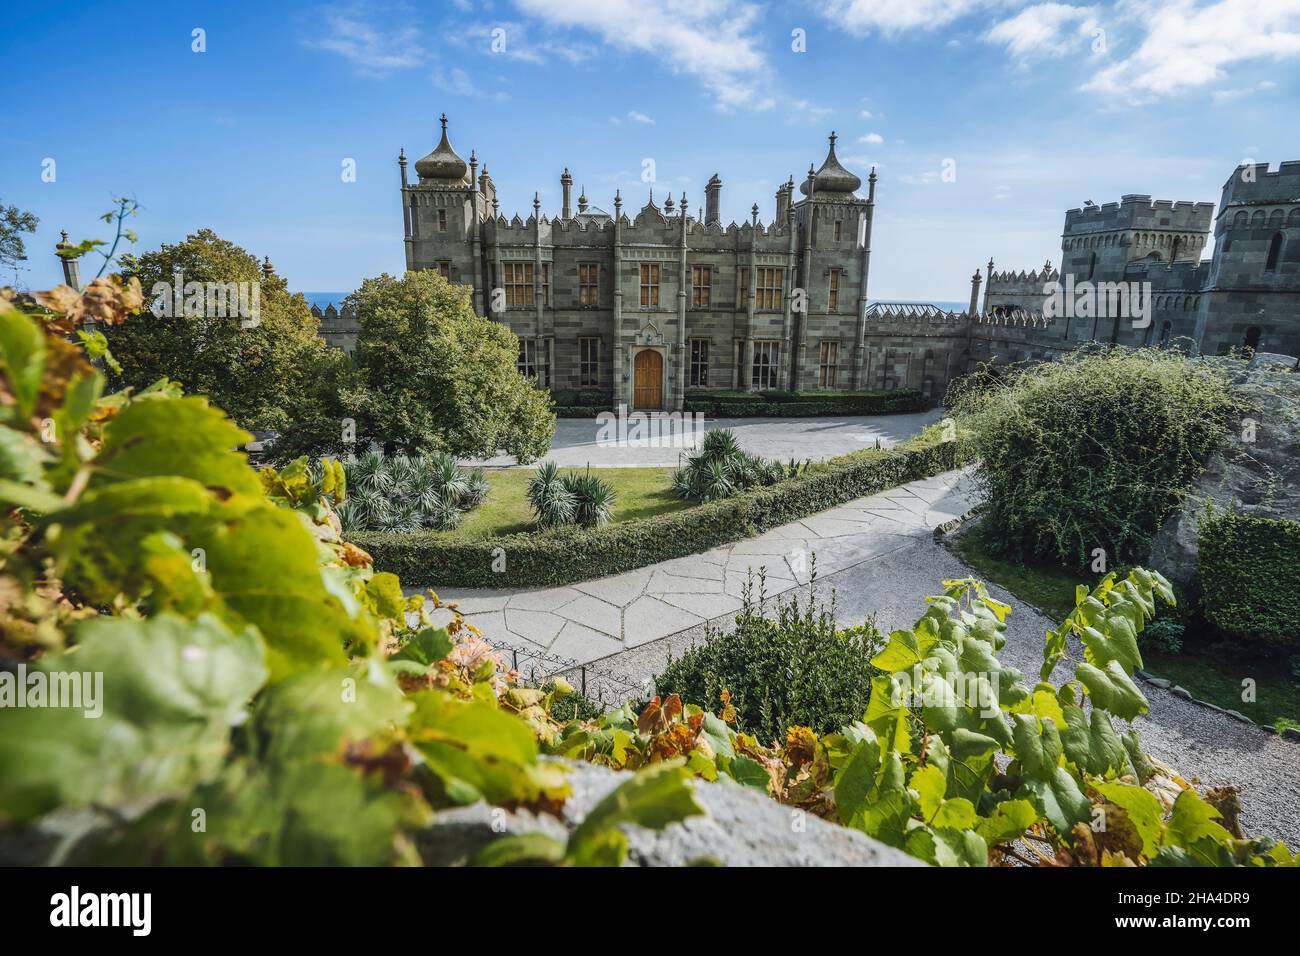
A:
307;120;1298;406
397;115;878;411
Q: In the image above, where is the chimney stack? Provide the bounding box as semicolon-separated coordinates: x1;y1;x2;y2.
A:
56;231;81;291
705;173;722;225
561;168;573;220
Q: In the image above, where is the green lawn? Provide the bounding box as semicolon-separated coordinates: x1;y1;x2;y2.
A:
449;466;688;540
950;520;1300;729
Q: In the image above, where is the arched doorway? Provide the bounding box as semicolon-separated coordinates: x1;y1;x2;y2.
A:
634;349;663;410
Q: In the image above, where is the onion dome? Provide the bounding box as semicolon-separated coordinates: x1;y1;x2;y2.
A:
415;113;469;183
800;131;861;196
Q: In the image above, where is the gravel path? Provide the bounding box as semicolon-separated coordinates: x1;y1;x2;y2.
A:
593;530;1300;849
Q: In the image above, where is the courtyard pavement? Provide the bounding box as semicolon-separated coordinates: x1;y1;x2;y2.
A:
467;407;946;468
439;469;979;663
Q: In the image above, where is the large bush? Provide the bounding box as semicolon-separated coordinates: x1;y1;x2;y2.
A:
953;349;1232;569
275;270;555;463
1197;507;1300;650
655;583;882;743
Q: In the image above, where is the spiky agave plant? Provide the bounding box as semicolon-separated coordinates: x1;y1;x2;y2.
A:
700;428;742;460
461;468;491;509
562;469;616;528
527;460;576;528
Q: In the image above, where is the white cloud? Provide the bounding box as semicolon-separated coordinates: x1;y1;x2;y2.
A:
1083;0;1300;102
985;3;1101;59
860;132;885;144
820;0;992;35
512;0;770;109
432;66;510;102
627;110;656;124
302;5;425;76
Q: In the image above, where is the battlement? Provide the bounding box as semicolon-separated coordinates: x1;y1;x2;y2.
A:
1064;194;1214;234
1218;160;1300;209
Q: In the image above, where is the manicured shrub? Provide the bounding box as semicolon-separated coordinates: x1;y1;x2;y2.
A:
654;581;882;743
953;349;1233;569
684;388;930;417
335;451;485;532
351;435;968;588
1197;507;1300;650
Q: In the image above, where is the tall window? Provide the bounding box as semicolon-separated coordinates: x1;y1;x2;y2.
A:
640;263;660;307
739;267;749;307
504;262;534;308
691;265;712;307
579;337;600;386
833;220;842;242
541;263;550;306
828;269;840;312
755;267;783;310
818;341;838;387
579;263;599;306
690;339;709;386
438;209;447;231
517;339;537;378
752;341;779;389
1087;252;1097;279
436;262;451;279
1266;232;1283;272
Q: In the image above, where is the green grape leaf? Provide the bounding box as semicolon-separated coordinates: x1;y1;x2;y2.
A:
0;613;266;822
1094;782;1164;859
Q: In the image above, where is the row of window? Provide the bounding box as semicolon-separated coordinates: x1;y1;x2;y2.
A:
477;263;845;311
519;338;841;389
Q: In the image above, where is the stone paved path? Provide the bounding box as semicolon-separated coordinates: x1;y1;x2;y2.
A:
440;469;980;663
467;408;945;468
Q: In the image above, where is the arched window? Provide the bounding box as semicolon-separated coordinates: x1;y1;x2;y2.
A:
1087;251;1097;279
1244;327;1262;354
1265;232;1282;272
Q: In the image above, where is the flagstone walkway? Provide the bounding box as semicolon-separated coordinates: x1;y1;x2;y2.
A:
439;469;980;664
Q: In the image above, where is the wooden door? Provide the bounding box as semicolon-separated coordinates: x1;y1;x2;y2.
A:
634;349;663;409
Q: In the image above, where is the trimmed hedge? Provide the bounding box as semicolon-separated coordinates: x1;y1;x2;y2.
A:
350;436;969;589
684;388;930;418
554;405;612;418
1197;508;1300;650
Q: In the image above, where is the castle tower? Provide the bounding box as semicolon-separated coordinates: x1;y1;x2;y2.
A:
1194;161;1300;355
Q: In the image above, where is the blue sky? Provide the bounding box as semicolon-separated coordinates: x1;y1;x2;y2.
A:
3;0;1297;300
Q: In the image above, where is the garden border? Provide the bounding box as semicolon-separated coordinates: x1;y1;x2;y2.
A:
351;436;970;589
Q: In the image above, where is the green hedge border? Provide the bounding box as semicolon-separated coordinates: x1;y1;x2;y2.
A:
1197;508;1300;650
350;437;969;589
684;388;930;418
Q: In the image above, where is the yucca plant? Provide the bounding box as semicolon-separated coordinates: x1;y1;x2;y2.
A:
672;428;785;502
562;470;616;528
527;460;576;528
337;452;487;532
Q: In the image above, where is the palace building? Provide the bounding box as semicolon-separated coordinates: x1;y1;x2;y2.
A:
396;114;878;412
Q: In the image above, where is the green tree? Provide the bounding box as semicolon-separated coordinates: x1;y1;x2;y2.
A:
279;270;554;463
107;229;331;432
0;202;39;282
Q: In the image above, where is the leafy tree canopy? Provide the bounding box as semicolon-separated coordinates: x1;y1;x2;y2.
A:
108;229;331;432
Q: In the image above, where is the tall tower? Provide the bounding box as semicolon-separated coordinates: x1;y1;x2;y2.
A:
1194;161;1300;355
